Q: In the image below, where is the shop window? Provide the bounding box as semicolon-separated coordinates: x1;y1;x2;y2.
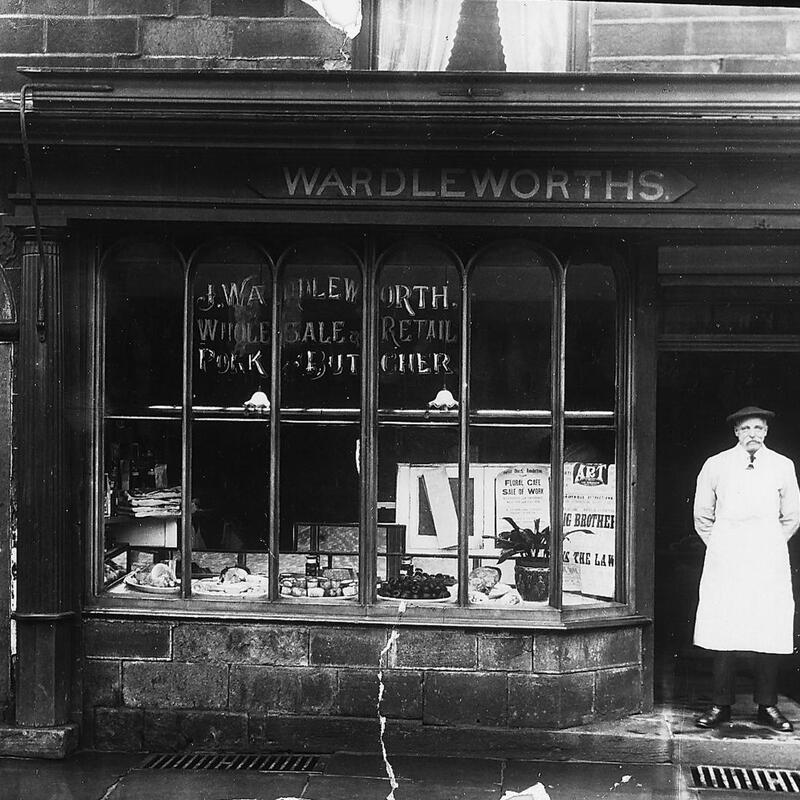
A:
101;241;184;595
280;241;362;409
96;234;627;616
277;241;364;597
377;242;463;588
189;241;273;588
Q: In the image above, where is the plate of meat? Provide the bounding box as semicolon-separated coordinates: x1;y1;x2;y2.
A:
124;562;179;595
192;566;269;600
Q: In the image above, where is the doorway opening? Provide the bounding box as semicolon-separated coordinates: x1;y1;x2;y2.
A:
655;350;800;710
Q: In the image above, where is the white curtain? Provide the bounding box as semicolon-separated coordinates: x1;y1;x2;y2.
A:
497;0;570;72
300;0;363;38
377;0;463;71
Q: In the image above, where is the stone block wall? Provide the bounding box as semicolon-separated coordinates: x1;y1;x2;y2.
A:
0;2;799;90
0;0;349;88
589;4;800;73
80;618;644;753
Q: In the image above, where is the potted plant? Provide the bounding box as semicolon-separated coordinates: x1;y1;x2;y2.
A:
495;516;551;601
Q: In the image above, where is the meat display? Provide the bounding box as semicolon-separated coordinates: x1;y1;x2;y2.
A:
220;566;251;584
129;562;178;588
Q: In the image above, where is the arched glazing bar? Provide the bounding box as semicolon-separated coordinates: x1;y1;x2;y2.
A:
186;239;274;599
373;238;466;602
276;238;367;603
98;238;186;598
467;240;564;610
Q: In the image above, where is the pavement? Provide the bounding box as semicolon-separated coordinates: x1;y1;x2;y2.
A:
3;697;800;800
0;751;692;800
3;659;800;800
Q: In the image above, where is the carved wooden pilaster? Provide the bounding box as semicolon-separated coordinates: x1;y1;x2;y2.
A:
15;228;73;727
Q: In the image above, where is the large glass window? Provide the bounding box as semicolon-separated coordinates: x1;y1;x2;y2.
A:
98;233;626;616
101;242;184;596
277;241;363;602
371;1;800;75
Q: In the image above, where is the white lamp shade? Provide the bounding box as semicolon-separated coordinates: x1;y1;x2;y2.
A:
243;390;270;411
428;388;458;410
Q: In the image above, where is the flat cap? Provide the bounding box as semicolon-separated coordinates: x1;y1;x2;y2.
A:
726;405;775;425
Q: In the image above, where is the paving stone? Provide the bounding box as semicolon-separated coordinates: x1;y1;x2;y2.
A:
503;760;679;800
534;628;642;673
310;626;387;667
230;18;343;58
91;0;172;14
595;666;643;717
0;752;141;797
122;662;228;709
142;18;229;57
248;713;382;753
691;19;789;57
304;775;499;800
0;17;41;53
210;0;283;16
424;671;508;727
23;0;89;13
85;620;171;660
230;665;337;715
107;770;308;799
478;634;533;672
337;668;423;719
324;753;504;785
143;709;248;751
47;17;138;54
172;622;308;665
394;629;477;670
83;659;122;707
94;707;144;752
0;723;79;758
175;0;205;15
508;672;594;728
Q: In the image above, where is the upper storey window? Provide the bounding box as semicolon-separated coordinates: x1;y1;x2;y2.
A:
368;0;800;74
376;0;572;71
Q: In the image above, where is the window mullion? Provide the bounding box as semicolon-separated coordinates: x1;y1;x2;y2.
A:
457;262;470;606
181;261;193;599
550;265;566;610
268;261;281;603
616;251;632;605
361;237;377;604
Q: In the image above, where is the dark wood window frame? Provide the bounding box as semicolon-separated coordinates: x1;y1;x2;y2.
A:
92;230;636;626
352;0;591;71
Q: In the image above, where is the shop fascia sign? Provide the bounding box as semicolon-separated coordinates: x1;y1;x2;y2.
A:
273;164;695;204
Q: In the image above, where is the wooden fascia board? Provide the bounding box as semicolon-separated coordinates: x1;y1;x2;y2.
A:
9;69;800;153
9;115;800;156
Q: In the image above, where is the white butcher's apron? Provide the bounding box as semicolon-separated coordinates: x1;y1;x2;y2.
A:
693;445;798;654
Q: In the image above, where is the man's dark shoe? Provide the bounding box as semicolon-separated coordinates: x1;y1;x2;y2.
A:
757;705;794;732
695;705;731;728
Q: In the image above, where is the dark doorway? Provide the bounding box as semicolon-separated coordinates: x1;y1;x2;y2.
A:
655;350;800;708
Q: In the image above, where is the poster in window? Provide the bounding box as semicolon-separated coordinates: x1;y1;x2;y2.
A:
562;463;616;599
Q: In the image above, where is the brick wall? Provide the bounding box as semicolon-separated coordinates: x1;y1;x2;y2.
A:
0;0;349;88
589;4;800;74
1;2;800;90
81;619;643;753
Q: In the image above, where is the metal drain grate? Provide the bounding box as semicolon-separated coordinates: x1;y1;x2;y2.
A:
140;752;323;772
693;765;800;792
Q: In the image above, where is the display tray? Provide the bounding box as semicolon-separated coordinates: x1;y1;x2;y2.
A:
124;573;180;595
192;576;269;600
376;590;454;604
468;583;523;605
279;592;358;602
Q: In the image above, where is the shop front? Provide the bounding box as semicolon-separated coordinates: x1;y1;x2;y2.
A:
3;69;800;753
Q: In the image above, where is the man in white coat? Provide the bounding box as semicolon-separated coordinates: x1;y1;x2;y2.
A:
693;406;799;731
